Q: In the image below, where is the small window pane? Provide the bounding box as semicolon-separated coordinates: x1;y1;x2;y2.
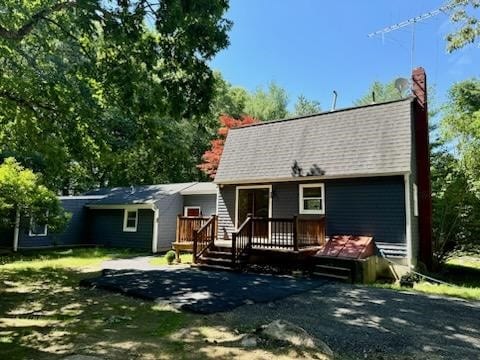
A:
31;221;47;235
126;219;136;228
304;199;321;211
303;187;322;198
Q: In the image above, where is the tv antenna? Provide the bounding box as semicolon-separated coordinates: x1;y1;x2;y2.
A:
368;2;463;69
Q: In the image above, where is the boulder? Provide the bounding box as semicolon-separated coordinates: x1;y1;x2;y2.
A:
260;319;333;357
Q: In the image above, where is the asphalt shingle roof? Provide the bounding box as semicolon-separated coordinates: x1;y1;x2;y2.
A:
86;183;197;206
215;99;414;184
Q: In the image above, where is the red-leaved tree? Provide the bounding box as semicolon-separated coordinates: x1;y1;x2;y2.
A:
198;115;258;178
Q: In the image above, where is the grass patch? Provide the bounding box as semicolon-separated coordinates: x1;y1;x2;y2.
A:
149;253;192;266
376;255;480;301
0;247;145;270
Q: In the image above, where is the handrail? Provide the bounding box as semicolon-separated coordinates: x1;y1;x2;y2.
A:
193;215;217;263
231;215;253;266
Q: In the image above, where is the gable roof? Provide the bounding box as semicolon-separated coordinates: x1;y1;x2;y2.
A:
215;98;414;184
86;182;198;207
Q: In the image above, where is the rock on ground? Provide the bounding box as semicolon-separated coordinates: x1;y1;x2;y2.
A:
260;319;333;357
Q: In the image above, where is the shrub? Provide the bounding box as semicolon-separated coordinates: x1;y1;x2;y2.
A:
399;272;421;288
165;250;176;265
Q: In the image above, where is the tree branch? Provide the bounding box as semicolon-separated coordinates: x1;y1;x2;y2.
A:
0;1;76;41
0;90;57;113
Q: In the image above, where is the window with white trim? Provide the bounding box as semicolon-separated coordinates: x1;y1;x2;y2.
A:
184;206;201;217
299;184;325;214
29;213;48;237
413;184;419;217
123;209;138;232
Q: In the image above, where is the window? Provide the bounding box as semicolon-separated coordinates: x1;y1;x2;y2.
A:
413;184;419;217
184;206;201;217
123;209;138;232
299;184;325;214
29;214;48;237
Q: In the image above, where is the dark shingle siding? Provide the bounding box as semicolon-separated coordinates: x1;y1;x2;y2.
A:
18;198;91;248
216;99;413;183
216;177;406;244
90;209;153;250
183;194;217;216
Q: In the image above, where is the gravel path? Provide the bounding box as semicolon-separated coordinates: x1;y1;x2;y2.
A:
219;283;480;359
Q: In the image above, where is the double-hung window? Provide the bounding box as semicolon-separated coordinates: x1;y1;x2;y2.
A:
299;184;325;214
29;212;48;237
123;209;138;232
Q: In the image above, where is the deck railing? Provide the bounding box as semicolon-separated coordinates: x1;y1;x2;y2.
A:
248;215;326;251
192;215;217;263
231;215;253;266
176;215;211;244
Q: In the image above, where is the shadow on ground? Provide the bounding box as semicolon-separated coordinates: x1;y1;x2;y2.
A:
80;268;328;314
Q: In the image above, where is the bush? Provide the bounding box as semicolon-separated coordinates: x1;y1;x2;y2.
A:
165;250;176;265
399;272;421;288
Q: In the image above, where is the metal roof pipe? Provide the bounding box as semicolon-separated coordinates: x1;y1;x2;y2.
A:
330;90;338;111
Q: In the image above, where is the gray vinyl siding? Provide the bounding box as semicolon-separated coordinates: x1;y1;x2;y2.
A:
217;176;406;244
217;185;236;240
18;198;91;249
157;193;183;252
182;194;217;216
90;209;153;250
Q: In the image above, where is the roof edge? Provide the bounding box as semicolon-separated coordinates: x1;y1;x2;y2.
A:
214;171;411;185
231;97;414;130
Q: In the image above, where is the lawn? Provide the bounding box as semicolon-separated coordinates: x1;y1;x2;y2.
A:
376;255;480;301
0;248;327;360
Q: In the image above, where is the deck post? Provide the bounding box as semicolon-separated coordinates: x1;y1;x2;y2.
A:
293;215;298;251
192;230;198;264
210;215;216;242
231;232;237;265
248;215;253;251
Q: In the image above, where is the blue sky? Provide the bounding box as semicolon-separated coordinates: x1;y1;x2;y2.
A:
210;0;479;111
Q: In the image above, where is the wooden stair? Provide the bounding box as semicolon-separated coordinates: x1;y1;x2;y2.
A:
310;257;354;283
195;246;238;271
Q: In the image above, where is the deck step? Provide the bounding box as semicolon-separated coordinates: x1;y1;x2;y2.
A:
199;256;233;264
314;264;350;272
205;250;232;258
312;272;351;281
194;263;236;272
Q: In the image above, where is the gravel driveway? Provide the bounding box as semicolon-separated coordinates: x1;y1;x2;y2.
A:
219;283;480;359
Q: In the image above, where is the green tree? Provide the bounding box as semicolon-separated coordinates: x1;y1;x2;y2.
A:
441;79;480;195
0;157;69;250
292;95;321;116
0;0;231;192
446;0;480;52
354;80;404;106
244;82;288;121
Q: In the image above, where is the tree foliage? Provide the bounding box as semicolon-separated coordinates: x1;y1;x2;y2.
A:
197;115;258;178
354;80;404;106
292;95;321;116
244;82;289;121
0;157;68;233
0;0;231;192
441;78;480;194
446;0;480;52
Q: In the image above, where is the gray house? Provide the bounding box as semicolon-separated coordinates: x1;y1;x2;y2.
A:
213;68;432;268
2;182;217;252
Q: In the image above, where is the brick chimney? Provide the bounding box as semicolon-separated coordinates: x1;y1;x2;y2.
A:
412;67;432;269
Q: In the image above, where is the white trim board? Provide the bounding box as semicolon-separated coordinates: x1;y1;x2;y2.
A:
234;185;272;229
404;174;413;268
87;204;155;210
215;171;409;185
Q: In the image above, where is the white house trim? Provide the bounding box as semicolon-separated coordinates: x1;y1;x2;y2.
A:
58;195;106;200
123;209;139;232
86;204;154;210
298;183;325;215
215;171;409;185
152;207;160;253
234;185;272;229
